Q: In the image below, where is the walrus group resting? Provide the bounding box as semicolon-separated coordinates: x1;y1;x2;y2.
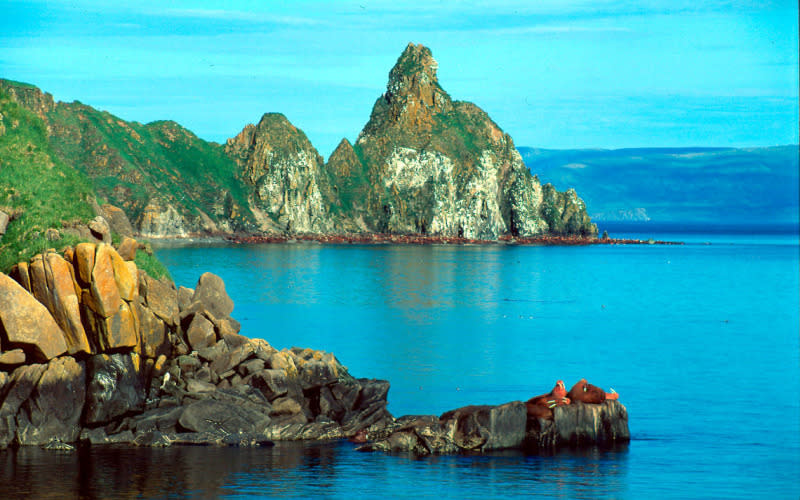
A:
526;379;619;420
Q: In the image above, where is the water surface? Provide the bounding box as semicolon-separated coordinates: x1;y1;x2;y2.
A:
2;228;797;498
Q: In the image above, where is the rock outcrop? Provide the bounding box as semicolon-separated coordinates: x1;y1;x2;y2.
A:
2;44;597;241
0;240;392;448
359;399;629;455
225;113;334;234
326;43;597;238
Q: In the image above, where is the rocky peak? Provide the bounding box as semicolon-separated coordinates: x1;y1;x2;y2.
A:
363;43;453;135
225;113;332;233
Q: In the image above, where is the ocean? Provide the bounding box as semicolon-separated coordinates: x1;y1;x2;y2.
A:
2;224;798;498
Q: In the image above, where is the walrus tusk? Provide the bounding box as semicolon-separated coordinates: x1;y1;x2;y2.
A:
610;388;617;394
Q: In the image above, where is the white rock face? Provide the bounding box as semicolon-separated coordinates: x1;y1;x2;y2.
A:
379;146;546;239
253;149;332;233
137;200;190;238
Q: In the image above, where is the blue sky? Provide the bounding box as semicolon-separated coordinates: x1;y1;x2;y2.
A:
2;0;797;157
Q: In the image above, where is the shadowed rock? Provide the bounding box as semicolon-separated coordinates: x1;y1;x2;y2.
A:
0;273;68;362
192;273;234;319
360;399;629;455
178;399;270;435
15;357;86;445
84;353;145;425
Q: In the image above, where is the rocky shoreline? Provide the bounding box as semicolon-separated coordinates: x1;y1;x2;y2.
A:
0;228;630;454
226;233;683;246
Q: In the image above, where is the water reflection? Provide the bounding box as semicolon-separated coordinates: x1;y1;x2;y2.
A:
0;442;628;498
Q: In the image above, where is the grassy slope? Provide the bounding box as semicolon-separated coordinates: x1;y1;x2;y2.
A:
0;86;94;271
45;101;256;231
0;86;170;279
519;146;800;223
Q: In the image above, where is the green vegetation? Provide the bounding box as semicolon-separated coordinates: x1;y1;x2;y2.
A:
134;246;171;281
44;102;256;230
0;83;173;281
0;86;95;271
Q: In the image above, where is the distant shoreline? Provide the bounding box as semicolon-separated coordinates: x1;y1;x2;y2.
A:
225;233;684;246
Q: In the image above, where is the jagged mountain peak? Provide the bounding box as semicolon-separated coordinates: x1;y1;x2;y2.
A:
359;43;453;136
387;43;441;99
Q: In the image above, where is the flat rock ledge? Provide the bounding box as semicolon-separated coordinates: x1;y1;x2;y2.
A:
358;400;629;455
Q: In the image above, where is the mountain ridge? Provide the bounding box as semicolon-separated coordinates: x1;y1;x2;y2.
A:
2;43;599;241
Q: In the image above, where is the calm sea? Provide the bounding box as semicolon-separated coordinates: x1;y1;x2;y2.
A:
2;224;798;498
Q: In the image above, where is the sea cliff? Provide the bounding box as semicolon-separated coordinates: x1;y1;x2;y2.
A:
1;43;596;240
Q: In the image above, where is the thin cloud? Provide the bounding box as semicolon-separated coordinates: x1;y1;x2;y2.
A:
484;25;632;35
158;8;325;26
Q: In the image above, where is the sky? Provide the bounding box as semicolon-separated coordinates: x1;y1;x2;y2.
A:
1;0;797;158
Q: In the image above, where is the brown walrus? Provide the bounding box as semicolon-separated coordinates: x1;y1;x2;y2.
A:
526;380;571;420
567;378;619;404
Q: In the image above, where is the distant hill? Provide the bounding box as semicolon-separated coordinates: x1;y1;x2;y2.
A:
0;79;259;238
518;146;799;224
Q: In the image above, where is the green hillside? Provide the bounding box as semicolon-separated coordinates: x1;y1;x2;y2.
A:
0;85;94;270
0;79;259;237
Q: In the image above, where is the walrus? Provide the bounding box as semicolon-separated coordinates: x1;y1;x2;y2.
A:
567;378;619;404
526;380;571;420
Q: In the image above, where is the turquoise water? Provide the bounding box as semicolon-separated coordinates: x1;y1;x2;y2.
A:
2;229;797;498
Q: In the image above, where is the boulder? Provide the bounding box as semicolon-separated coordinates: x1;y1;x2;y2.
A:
88;215;111;243
177;286;194;312
249;369;289;401
0;364;48;447
185;379;217;394
15;357;86;446
84;353;145;425
269;396;303;417
217;317;241;337
262;422;345;441
0;273;68;362
101;204;135;239
133;430;172;447
209;340;255;376
27;253;91;355
0;210;8;235
141;274;178;326
549;400;629;448
73;242;96;287
80;427;135;445
129;406;183;434
298;359;339;390
88;244;123;318
186;314;216;351
85;301;139;352
237;358;265;377
360;402;526;454
192;273;234;319
111;250;136;301
9;262;31;292
0;349;25;367
441;402;527;452
177;399;270;435
134;300;169;359
116;237;139;261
